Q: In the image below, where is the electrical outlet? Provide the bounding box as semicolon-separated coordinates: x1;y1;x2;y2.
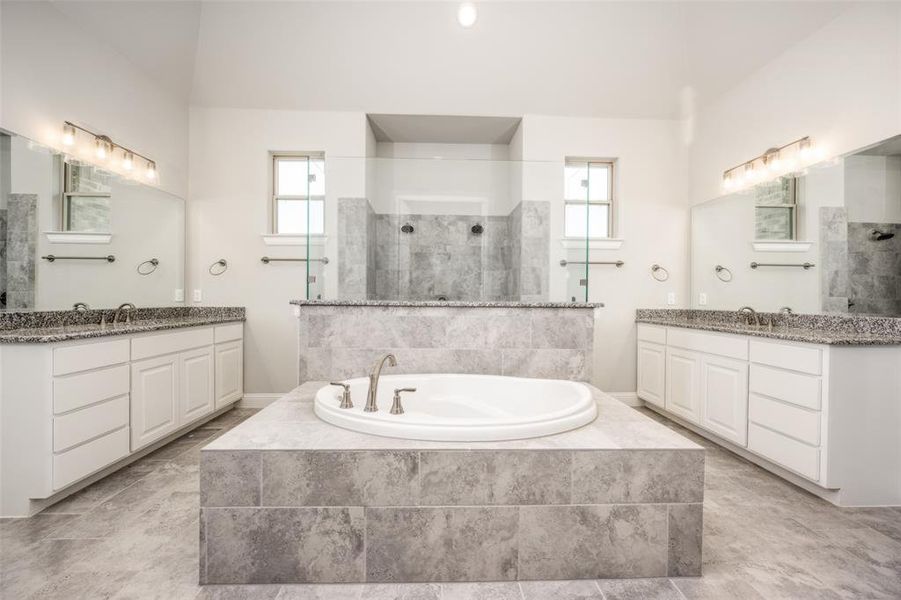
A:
174;289;184;302
699;292;708;306
193;289;202;303
667;292;676;305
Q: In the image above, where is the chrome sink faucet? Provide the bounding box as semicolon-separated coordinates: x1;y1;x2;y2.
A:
113;302;136;325
737;306;760;327
365;353;397;412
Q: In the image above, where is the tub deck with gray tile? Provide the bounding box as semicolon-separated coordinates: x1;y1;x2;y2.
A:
3;404;901;599
199;383;705;584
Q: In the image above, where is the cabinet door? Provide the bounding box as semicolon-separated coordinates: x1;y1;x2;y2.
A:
180;346;215;424
130;353;179;451
666;347;701;424
637;341;666;408
701;354;749;446
215;341;243;409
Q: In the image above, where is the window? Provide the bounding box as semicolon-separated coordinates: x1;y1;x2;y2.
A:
563;158;614;238
754;176;797;240
272;153;325;235
61;162;111;232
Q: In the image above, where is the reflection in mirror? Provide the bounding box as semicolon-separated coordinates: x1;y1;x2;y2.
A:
692;133;901;317
0;131;185;311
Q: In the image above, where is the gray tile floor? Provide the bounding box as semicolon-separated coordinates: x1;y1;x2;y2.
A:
2;407;900;600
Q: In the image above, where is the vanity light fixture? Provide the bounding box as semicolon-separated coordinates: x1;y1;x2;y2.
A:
722;136;816;191
457;2;477;27
61;121;158;183
61;123;76;147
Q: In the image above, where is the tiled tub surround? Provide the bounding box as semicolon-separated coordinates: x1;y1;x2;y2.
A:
336;198;550;302
5;193;38;309
293;301;600;382
199;382;704;584
0;306;245;343
635;308;901;344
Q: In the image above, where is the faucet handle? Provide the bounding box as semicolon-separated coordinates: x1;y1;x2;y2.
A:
329;382;353;409
391;388;416;415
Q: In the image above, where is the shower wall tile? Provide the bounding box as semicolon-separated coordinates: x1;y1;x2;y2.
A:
297;304;598;382
0;208;7;308
847;222;901;317
5;194;37;309
819;207;849;315
337;198;375;301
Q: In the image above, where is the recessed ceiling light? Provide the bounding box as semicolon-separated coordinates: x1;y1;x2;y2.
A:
457;3;477;28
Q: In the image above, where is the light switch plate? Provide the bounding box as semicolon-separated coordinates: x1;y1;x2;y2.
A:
193;289;202;302
667;292;676;305
174;289;184;302
699;292;708;306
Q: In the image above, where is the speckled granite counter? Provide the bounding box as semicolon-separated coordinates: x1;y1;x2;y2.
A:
0;306;244;343
291;299;604;308
636;308;901;345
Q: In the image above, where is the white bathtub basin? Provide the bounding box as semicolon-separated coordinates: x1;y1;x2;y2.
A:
314;374;597;442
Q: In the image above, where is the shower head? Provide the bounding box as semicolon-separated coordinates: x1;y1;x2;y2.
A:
870;229;895;241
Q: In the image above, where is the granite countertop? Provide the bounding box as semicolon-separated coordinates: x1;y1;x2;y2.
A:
0;307;245;343
204;381;701;452
636;309;901;346
290;299;604;309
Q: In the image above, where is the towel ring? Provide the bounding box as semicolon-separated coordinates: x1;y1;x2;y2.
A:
209;259;228;276
715;265;733;282
651;264;669;282
136;258;159;275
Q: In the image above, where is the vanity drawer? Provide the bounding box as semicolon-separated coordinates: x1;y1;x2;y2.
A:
666;327;748;361
749;393;820;446
53;364;130;414
53;339;130;376
53;395;129;452
214;323;244;344
131;327;214;361
53;426;129;491
749;423;819;481
749;364;821;410
750;340;822;375
637;323;666;345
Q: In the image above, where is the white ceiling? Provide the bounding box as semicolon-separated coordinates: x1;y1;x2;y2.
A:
47;1;852;118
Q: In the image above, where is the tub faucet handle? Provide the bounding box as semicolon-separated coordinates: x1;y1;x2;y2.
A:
329;382;353;409
391;388;416;415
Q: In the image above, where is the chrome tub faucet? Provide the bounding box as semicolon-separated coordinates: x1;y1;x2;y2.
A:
365;354;397;412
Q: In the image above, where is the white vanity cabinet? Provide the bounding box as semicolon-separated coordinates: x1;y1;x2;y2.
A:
0;322;244;517
636;322;901;507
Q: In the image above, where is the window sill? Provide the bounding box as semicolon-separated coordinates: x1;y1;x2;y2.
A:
751;240;813;252
560;238;623;250
44;231;112;244
262;234;327;246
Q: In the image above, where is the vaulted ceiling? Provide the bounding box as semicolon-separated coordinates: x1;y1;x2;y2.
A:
50;1;852;118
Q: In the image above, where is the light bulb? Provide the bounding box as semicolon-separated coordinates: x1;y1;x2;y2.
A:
799;139;813;162
122;151;134;171
145;161;157;181
62;123;76;147
723;172;735;190
744;163;757;183
95;137;108;160
457;2;477;27
766;152;782;173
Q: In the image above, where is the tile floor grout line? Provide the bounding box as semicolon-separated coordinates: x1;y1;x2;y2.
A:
668;577;690;600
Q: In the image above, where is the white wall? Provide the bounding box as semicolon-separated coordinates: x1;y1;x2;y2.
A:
689;3;901;206
845;155;901;223
187;107;367;394
371;142;512;216
519;115;690;394
0;1;189;198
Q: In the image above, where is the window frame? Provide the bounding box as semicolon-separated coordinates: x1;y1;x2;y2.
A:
753;176;798;241
270;151;325;235
563;158;615;239
60;161;112;232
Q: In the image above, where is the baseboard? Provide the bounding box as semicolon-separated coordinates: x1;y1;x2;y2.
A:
238;393;282;408
608;391;641;407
